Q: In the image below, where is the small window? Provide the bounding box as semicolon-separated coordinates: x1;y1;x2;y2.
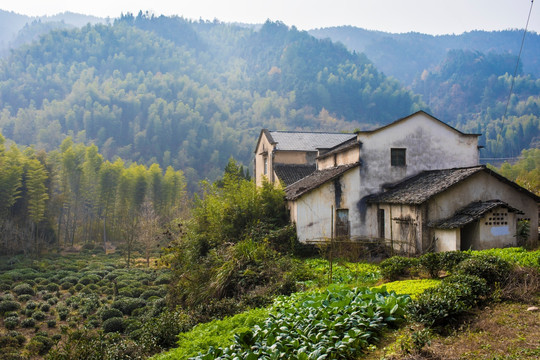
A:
335;209;349;238
391;148;406;167
263;156;268;175
377;209;385;238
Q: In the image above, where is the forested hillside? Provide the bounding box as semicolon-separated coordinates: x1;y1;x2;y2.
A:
0;12;538;189
311;26;540;160
310;27;540;85
413;49;540;158
0;13;423;189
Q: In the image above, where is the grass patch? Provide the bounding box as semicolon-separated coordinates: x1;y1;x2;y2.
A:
375;279;440;299
153;308;270;360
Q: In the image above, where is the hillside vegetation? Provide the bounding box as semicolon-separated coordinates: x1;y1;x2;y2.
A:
0;13;422;190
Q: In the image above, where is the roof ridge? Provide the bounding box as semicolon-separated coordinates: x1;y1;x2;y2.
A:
269;130;356;135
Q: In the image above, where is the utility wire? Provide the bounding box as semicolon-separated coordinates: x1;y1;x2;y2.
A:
503;0;535;119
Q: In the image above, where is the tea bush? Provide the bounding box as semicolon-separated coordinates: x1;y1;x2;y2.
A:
46;283;59;292
27;335;54;356
380;256;418;280
440;251;471;271
17;294;32;302
12;283;35;296
32;310;46;321
102;317;125;333
407;274;489;327
21;318;36;328
455;255;512;287
101;307;124;321
25;300;38;310
4;315;19;330
418;252;443;278
0;300;21;314
112;297;146;316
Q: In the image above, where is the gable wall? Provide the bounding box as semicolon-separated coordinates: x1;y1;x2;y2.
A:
254;133;274;187
427;171;538;246
274;151;312;165
318;146;360;170
357;113;479;196
289;168;361;243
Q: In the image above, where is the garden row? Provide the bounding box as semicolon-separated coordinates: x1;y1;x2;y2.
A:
0;254;173;359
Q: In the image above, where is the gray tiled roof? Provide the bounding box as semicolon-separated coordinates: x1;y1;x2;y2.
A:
269;131;356;151
429;200;523;229
285;162;360;200
274;163;317;186
367;166;486;205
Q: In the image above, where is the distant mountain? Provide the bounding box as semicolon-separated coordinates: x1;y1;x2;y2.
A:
309;27;540;85
0;15;422;189
0;14;537;187
0;9;106;56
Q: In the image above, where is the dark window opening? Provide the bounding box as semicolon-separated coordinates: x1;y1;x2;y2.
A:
391;148;406;167
335;209;350;238
377;209;385;238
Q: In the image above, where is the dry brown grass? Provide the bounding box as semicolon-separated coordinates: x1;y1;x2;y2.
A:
363;295;540;360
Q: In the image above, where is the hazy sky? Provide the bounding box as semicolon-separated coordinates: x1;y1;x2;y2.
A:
3;0;539;35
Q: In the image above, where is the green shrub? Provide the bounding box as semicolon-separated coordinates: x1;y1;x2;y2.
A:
46;283;59;292
16;294;32;302
154;273;171;285
140;289;161;300
100;308;124;321
0;300;21;314
21;318;36;328
380;256;418;280
47;297;58;305
57;306;69;321
419;252;443;278
440;251;471;271
139;310;194;353
60;276;78;285
4;316;20;330
35;277;49;285
12;283;35;296
455;255;512;286
32;311;46;321
102;317;124;333
0;331;25;349
0;282;11;291
27;335;53;356
111;297;146;315
40;303;51;312
407;274;488;327
47;319;57;328
25;300;38;310
79;275;101;285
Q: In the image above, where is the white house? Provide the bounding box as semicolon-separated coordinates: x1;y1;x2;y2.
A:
254;111;539;253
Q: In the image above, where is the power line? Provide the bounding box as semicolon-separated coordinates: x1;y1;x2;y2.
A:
503;0;535;119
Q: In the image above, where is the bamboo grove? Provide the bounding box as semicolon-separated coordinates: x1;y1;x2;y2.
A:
0;132;187;263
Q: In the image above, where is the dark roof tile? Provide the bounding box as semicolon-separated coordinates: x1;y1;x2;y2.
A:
274;163;317;186
429;200;523;229
285;162;360;200
367;166;485;205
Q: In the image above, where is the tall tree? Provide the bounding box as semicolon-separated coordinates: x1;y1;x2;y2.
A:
25;157;49;253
